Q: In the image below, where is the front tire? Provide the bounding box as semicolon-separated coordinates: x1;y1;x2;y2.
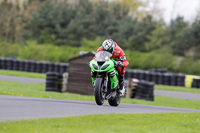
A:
95;78;105;105
108;94;121;106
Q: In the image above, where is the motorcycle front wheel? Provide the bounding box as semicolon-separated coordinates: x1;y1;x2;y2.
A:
95;78;105;105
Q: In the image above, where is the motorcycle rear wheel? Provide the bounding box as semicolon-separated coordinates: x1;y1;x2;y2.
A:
95;78;105;105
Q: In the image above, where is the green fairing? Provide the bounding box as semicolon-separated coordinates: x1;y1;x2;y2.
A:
89;60;98;72
109;71;118;89
89;57;119;89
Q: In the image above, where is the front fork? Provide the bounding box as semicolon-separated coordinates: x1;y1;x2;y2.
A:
91;71;96;87
91;71;107;87
91;70;118;90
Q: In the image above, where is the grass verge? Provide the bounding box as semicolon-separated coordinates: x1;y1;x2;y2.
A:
155;85;200;93
0;113;200;133
0;70;46;79
0;81;200;109
1;69;200;93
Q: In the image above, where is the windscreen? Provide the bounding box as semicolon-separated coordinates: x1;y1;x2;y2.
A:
95;51;112;62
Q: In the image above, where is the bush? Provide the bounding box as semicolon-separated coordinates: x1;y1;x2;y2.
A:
1;40;200;75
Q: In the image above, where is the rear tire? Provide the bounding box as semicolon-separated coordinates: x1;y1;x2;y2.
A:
108;94;121;107
95;78;105;105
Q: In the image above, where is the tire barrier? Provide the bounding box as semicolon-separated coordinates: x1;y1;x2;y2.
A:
42;63;48;73
126;79;154;101
13;60;20;71
135;80;154;101
30;61;36;72
19;60;26;71
177;74;185;87
6;59;14;70
45;72;63;92
24;60;31;72
171;74;178;86
0;57;69;74
124;69;200;88
36;62;43;73
0;58;7;69
192;79;200;89
163;73;173;85
185;75;199;88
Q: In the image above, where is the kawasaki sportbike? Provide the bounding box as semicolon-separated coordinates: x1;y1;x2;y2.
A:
89;51;121;106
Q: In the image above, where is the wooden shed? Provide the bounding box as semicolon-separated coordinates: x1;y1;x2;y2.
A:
66;52;95;95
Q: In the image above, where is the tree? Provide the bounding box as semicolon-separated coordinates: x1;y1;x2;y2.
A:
144;22;170;51
125;15;156;51
169;16;190;56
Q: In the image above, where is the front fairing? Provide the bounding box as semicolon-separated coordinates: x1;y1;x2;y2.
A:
95;51;112;62
89;51;115;72
89;51;118;90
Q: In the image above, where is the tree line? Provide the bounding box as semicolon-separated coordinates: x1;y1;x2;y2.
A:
1;0;200;59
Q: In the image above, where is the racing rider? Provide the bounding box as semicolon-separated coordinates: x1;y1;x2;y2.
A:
92;39;129;96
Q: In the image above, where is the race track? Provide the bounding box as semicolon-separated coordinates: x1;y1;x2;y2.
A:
1;75;200;101
0;95;200;122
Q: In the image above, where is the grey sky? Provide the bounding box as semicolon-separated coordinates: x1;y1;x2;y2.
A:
153;0;200;23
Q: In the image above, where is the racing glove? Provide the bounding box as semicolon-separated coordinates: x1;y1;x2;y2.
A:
114;61;124;67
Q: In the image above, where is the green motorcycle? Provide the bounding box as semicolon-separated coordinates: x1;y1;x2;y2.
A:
89;51;121;106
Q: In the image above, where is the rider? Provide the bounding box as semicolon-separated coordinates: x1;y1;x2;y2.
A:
92;39;129;96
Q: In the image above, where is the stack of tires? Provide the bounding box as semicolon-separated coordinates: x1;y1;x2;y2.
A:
145;71;152;82
139;71;145;80
163;73;173;85
45;72;63;92
7;59;14;70
134;80;154;101
59;63;69;74
157;73;164;84
177;74;185;86
0;58;7;69
171;74;178;86
0;58;4;69
151;72;159;84
19;60;26;71
42;62;49;73
124;68;188;87
36;62;43;73
192;79;200;88
30;61;36;72
0;57;69;74
13;60;20;71
24;60;31;72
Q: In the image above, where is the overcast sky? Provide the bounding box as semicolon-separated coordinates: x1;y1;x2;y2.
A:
154;0;200;23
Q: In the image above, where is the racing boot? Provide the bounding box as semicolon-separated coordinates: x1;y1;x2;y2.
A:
119;79;125;96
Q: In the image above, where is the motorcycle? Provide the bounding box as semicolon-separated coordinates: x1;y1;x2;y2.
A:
89;51;121;106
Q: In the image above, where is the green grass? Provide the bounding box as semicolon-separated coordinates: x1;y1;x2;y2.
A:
155;85;200;93
0;81;200;109
1;69;200;94
0;70;46;79
0;113;200;133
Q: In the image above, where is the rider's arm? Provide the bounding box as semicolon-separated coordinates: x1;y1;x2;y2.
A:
92;47;103;60
119;50;129;67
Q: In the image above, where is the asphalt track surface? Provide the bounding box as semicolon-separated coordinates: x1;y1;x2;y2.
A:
0;95;200;122
0;75;45;84
1;75;200;101
155;90;200;101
